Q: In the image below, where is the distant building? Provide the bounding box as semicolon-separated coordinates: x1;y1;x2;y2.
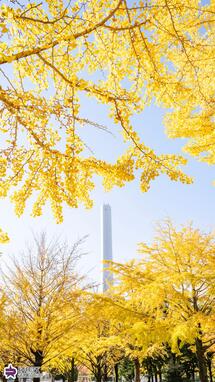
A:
101;204;113;292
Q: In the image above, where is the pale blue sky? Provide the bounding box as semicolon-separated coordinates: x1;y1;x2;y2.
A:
0;88;214;285
0;0;214;281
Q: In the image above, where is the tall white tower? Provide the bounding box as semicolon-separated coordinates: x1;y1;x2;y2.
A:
101;204;113;292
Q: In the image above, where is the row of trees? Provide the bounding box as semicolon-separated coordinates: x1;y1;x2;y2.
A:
0;222;214;382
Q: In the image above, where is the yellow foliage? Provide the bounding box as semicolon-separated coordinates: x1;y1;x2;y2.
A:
0;228;9;243
2;234;86;367
2;0;212;236
108;221;215;367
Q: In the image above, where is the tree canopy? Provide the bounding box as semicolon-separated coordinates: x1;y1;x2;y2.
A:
109;221;215;382
1;234;88;368
1;0;214;240
0;223;214;382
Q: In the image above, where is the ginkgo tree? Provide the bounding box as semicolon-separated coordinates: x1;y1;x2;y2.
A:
70;294;122;382
1;0;214;240
104;262;170;382
1;233;88;368
109;221;215;382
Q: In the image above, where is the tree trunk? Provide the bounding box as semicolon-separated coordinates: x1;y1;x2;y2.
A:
33;349;43;367
103;364;108;382
114;364;119;382
195;338;208;382
134;358;141;382
207;358;213;382
95;371;102;382
191;370;195;382
71;357;76;382
32;349;43;382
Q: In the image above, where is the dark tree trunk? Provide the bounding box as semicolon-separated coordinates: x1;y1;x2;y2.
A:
32;349;43;382
34;349;43;367
207;358;213;382
71;358;76;382
95;370;102;382
134;358;141;382
195;338;208;382
103;364;108;382
191;370;195;382
114;363;119;382
158;369;162;382
93;356;103;382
